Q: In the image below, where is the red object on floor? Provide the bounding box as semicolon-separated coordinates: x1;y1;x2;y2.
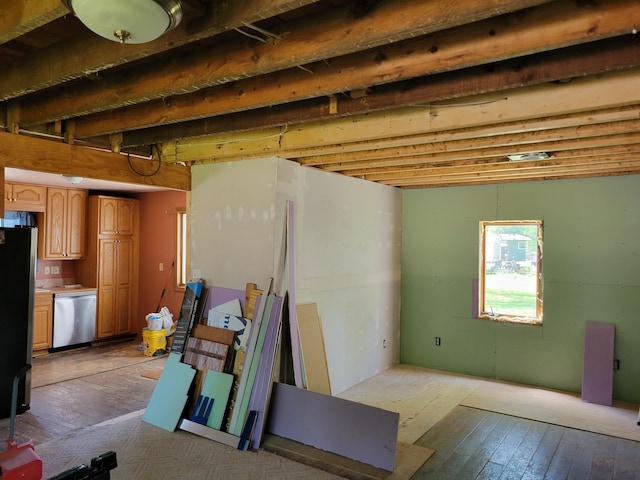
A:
0;439;43;480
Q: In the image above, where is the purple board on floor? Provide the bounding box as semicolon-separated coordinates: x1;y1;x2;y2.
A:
582;321;615;406
247;295;283;449
267;382;399;471
286;201;304;387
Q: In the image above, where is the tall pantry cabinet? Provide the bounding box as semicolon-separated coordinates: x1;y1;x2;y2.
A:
77;196;139;339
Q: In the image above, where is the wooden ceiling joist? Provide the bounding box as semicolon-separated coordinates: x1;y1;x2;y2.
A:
18;0;561;130
119;34;640;148
0;1;68;44
21;0;639;139
4;0;640;189
161;67;640;164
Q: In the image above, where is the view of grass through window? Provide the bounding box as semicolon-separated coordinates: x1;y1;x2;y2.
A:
480;221;542;323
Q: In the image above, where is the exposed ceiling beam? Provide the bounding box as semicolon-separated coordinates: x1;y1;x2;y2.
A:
0;0;68;44
160;67;640;163
0;0;323;100
0;132;190;190
387;155;640;188
121;35;640;147
306;120;640;168
18;0;558;128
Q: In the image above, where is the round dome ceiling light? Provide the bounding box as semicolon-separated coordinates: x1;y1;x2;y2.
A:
62;0;183;44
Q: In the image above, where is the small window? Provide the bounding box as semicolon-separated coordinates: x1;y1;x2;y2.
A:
479;220;543;325
176;209;187;290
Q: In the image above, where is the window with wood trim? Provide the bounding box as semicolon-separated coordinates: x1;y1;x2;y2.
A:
479;220;543;325
176;209;187;290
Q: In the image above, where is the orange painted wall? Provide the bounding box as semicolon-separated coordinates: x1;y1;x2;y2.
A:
136;190;187;336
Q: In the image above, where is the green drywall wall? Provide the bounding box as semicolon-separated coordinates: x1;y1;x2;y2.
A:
401;175;640;403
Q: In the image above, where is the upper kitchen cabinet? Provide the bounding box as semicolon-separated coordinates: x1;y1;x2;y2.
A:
4;182;46;212
38;187;87;259
98;196;136;236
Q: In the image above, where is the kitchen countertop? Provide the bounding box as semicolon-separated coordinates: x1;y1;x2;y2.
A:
36;285;97;294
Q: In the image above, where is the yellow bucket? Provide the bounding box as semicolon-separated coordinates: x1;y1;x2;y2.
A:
142;328;167;357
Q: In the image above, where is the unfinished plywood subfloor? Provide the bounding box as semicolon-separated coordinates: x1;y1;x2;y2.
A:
31;340;154;387
336;365;640;444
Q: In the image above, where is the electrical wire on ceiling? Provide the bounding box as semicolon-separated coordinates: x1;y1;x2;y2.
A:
127;144;162;177
234;22;282;44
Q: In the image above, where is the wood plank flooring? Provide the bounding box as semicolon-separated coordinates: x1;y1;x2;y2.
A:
0;340;166;446
413;406;640;480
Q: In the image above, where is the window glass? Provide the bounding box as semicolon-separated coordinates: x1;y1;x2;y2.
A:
479;220;543;324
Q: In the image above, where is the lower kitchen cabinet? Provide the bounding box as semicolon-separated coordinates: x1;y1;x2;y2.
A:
33;291;53;351
96;237;135;338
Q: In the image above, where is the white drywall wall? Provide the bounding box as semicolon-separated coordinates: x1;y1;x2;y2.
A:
191;158;401;394
191;158;278;288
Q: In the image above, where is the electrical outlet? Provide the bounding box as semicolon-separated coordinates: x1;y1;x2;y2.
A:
435;336;441;346
614;359;621;370
44;266;51;275
51;265;60;274
159;262;164;272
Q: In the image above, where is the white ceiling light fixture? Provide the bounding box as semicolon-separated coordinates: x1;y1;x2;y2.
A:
62;0;183;44
61;175;84;185
507;152;553;162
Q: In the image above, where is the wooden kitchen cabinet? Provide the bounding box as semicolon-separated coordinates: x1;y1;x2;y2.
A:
4;182;46;212
33;291;53;351
38;187;87;259
77;196;139;340
97;196;136;236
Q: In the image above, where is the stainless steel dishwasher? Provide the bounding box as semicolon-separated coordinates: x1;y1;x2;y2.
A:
52;290;97;350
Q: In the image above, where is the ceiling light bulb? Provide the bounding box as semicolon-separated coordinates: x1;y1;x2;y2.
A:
63;0;182;44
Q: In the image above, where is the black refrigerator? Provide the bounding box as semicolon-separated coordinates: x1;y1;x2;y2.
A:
0;227;37;419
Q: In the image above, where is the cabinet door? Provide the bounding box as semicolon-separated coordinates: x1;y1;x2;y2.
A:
33;294;52;351
41;188;86;259
96;239;117;338
98;197;119;236
66;189;87;258
115;238;133;335
98;197;135;236
4;183;46;212
116;199;135;236
96;238;133;338
43;188;68;258
10;183;47;212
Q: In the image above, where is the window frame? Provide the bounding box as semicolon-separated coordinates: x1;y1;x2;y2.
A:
175;208;187;291
478;220;543;325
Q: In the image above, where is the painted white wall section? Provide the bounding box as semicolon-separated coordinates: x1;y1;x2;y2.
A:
191;158;402;394
191;158;278;289
283;163;402;394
